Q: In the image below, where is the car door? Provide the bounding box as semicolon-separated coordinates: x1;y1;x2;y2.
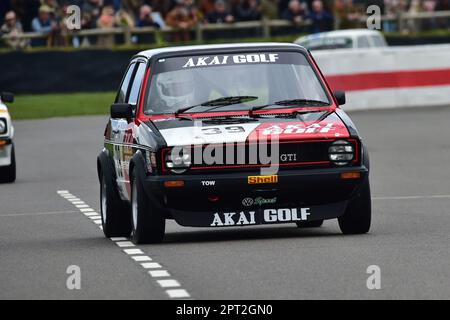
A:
110;59;148;200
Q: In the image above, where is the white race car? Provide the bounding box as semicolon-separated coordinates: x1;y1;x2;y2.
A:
294;29;387;51
0;92;16;183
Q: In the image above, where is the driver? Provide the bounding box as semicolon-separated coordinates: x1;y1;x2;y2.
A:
151;70;196;113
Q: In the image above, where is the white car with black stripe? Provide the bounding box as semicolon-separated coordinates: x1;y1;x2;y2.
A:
0;92;16;183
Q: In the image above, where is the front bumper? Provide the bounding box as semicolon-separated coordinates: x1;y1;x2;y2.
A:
0;139;12;167
141;165;369;227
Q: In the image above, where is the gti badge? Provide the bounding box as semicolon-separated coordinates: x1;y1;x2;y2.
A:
280;153;297;162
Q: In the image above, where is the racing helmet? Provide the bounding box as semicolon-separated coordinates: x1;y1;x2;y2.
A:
155;71;195;111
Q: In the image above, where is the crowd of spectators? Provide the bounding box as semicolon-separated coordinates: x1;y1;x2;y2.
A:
0;0;449;49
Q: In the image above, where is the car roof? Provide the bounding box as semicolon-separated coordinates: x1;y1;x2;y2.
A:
297;29;383;42
135;42;307;59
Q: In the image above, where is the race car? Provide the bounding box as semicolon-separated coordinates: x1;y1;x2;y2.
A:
97;43;371;244
294;29;387;51
0;92;16;183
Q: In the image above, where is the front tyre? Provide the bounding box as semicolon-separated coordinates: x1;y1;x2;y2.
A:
338;178;371;234
0;143;16;183
100;170;132;238
131;170;165;244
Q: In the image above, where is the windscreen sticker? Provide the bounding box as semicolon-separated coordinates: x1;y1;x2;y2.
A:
154;52;308;74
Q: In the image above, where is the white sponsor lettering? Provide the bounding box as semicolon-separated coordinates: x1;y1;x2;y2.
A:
280;153;297;162
263;208;310;223
201;181;216;186
211;213;224;226
262;123;335;135
223;212;236;226
210;211;255;227
210;208;310;226
183;54;278;68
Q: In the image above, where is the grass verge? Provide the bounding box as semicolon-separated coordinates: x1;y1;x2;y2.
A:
8;92;115;120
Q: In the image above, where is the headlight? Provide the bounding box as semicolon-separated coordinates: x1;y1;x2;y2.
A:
328;140;354;166
0;119;6;134
165;148;191;174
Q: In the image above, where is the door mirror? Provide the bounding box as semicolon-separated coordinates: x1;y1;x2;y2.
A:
334;91;346;106
111;103;133;119
1;92;14;103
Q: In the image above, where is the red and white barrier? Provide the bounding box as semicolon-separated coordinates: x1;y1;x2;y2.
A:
312;44;450;111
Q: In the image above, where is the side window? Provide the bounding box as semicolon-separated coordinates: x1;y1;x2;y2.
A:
371;35;387;47
116;62;136;103
357;36;370;48
127;62;147;106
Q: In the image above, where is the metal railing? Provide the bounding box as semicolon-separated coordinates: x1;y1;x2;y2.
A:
1;11;450;48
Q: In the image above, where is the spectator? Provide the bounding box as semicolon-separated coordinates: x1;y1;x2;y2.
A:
145;0;175;18
235;0;262;21
307;0;333;33
199;0;216;16
31;5;56;46
260;0;278;19
96;5;115;47
83;0;103;29
1;10;27;49
205;0;235;23
333;0;363;29
0;1;12;26
166;0;198;41
137;4;161;28
422;0;437;30
282;0;307;25
115;8;135;27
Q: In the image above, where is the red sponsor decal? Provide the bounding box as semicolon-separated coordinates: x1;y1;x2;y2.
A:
248;121;349;141
326;68;450;92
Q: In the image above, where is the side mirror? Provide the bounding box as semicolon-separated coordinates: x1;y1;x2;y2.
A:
111;103;133;119
1;92;14;103
334;91;346;106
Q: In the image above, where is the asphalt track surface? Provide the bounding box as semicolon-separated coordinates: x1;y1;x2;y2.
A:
1;106;450;300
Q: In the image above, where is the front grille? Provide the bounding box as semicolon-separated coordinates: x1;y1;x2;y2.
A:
162;139;359;174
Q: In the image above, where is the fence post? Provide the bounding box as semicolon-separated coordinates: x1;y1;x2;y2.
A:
196;24;203;43
123;27;132;45
262;18;270;38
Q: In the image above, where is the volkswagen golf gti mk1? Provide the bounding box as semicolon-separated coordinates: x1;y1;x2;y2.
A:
97;43;371;244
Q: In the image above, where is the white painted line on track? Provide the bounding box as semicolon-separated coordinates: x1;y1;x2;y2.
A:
116;241;135;248
166;289;190;298
123;248;144;255
110;237;127;241
84;211;99;216
373;194;450;200
131;256;152;262
0;210;78;218
157;279;180;288
57;190;192;300
149;270;170;277
141;262;161;269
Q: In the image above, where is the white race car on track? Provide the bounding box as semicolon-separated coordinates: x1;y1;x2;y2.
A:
294;29;387;51
0;92;16;183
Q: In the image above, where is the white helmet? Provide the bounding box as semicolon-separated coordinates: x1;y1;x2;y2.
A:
156;71;195;111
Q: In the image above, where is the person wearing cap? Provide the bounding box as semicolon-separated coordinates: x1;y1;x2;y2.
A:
1;11;27;49
205;0;235;24
31;5;57;46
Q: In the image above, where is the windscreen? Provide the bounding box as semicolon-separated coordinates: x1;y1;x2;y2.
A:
300;37;353;50
145;51;329;114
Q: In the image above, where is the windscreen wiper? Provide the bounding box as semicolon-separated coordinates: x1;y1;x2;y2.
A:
248;99;329;117
175;96;258;117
